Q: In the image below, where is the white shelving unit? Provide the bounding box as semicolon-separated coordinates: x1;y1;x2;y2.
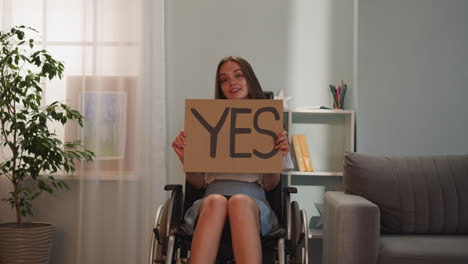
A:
283;108;355;239
283;108;355;185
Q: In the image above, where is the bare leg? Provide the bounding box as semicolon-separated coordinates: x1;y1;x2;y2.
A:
190;194;228;264
228;194;262;264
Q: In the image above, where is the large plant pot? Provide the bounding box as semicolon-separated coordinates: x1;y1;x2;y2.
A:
0;222;55;264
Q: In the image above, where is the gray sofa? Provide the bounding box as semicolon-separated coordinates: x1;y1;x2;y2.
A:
323;152;468;264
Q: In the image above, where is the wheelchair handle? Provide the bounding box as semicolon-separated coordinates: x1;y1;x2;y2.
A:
284;187;297;194
164;184;183;192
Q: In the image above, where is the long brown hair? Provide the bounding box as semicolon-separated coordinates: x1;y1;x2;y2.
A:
215;56;265;99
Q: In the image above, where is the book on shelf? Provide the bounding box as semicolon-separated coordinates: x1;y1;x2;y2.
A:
291;134;314;172
298;134;314;172
291;135;306;172
289;135;300;171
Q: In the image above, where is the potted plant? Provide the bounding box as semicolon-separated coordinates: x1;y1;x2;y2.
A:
0;26;94;263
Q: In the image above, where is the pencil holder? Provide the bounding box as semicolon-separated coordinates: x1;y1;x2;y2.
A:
329;81;347;109
333;99;344;109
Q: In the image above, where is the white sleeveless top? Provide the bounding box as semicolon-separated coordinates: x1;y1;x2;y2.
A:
203;152;294;186
204;172;263;185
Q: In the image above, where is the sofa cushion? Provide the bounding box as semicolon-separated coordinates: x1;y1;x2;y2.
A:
378;235;468;264
343;152;468;234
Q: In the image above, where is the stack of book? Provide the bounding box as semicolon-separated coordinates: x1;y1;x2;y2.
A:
291;134;314;172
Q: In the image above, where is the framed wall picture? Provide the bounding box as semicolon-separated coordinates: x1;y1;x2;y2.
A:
65;76;137;177
80;91;127;160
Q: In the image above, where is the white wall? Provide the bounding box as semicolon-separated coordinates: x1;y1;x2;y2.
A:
356;0;468;155
287;0;354;110
165;0;354;184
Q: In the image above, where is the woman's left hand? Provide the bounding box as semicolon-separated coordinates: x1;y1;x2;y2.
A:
275;130;289;156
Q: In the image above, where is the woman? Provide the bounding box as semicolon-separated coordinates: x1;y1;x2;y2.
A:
172;56;290;264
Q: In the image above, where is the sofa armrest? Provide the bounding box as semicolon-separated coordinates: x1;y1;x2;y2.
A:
323;191;380;264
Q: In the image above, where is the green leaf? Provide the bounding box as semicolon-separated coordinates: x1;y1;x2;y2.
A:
0;25;93;225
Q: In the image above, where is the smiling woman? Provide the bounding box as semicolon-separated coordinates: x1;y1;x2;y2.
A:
215;56;266;100
171;56;292;264
219;62;250;99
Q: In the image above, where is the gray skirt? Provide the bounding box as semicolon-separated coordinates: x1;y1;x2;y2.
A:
181;180;279;236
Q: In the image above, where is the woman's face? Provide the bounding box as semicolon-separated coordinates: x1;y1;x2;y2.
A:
218;61;250;99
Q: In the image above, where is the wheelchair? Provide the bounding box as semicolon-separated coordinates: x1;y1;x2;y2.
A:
149;179;309;264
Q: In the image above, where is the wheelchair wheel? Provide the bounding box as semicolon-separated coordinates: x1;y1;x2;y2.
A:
150;201;170;264
290;201;303;264
159;200;171;247
149;205;162;263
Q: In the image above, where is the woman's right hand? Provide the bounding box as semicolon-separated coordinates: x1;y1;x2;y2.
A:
172;130;187;163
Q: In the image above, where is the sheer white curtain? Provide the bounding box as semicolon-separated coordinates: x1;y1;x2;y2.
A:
0;0;166;263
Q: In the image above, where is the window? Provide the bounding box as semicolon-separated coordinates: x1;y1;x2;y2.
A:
2;0;143;177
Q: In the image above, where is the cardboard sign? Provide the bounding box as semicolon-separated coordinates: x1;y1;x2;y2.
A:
184;99;284;173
